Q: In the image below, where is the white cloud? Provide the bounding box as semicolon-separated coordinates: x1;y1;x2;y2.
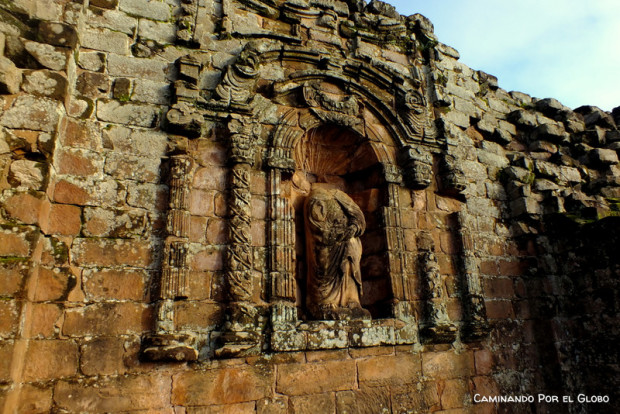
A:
387;0;620;110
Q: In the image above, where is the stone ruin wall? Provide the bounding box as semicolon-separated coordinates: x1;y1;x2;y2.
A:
0;0;618;413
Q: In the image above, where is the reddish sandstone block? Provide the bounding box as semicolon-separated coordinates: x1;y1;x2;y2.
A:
194;140;227;167
3;192;43;225
188;402;256;414
479;261;499;276
82;268;147;301
472;376;500;397
172;367;272;406
41;203;82;235
206;218;228;245
440;378;470;409
71;238;153;268
16;384;53;414
336;388;391;414
80;337;127;376
25;303;63;338
349;346;394;359
0;231;31;257
22;340;79;381
0;262;27;297
474;349;495;376
277;360;356;395
190;216;208;243
52;179;90;205
56;148;101;176
392;382;440;413
63;302;149;337
482;277;515;299
214;192;228;217
358;353;422;387
0;300;18;338
59;117;99;150
0;341;13;381
193;165;227;191
189;189;215;216
174;301;223;330
191;247;224;271
289;393;335;414
256;397;288;414
251;220;266;247
54;374;171;412
498;259;529;277
484;300;515;319
422;351;475;380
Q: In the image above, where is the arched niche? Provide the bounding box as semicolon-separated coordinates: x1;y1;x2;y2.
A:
281;124;392;319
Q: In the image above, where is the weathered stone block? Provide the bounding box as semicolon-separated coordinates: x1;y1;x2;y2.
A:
23;340;79;381
54;374;171;412
56;148;103;176
276;360;356;395
421;350;475;379
77;71;110;97
588;148;618;167
289;393;335;414
358;353;421;387
104;152;161;182
21;70;68;100
0;95;62;132
37;21;78;48
23;40;67;70
107;53;169;81
83;268;147;301
8;159;45;190
80;337;128;376
0;56;22;94
96;99;160;127
172;368;272;406
63;302;149;336
119;0;172;22
71;238;153;268
31;266;75;302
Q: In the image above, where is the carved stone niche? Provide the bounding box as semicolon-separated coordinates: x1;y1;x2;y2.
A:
269;120;418;351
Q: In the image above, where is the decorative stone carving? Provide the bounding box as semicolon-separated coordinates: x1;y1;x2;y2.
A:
215;43;261;106
457;212;490;341
304;187;370;320
176;0;199;46
397;89;437;142
303;82;362;128
417;232;457;343
401;145;433;188
142;155;198;362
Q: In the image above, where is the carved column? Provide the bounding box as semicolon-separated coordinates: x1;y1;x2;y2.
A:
382;166;417;341
458;211;490;341
417;232;456;343
142;155;198;362
216;122;264;357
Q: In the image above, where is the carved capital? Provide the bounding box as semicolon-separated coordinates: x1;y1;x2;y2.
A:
401;146;433;188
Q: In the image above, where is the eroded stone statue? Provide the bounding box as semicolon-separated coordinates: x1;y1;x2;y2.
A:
304;187;371;320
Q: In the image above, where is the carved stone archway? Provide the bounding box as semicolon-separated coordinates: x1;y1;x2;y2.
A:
143;40;489;360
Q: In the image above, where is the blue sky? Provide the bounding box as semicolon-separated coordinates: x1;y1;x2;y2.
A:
387;0;620;111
